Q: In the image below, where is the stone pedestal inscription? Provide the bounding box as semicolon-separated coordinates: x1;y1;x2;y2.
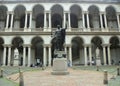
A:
14;59;19;66
96;58;101;66
51;58;69;75
51;51;69;75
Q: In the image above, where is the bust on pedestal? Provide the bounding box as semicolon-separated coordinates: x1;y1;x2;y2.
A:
13;48;19;66
51;25;69;75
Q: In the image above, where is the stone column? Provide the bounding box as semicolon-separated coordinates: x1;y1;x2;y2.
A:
117;14;120;30
100;13;104;29
23;46;26;66
68;11;71;30
44;11;47;29
3;45;7;66
27;45;31;67
86;12;90;29
88;45;92;66
64;44;68;60
84;45;87;66
82;12;85;28
64;45;67;53
68;45;72;66
107;45;111;65
10;12;14;29
48;45;51;66
102;45;107;65
8;45;11;66
5;12;10;29
48;11;51;29
24;12;28;29
29;11;32;29
63;12;66;28
104;13;108;29
43;45;47;67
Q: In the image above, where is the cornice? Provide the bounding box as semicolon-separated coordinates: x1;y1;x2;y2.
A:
0;0;120;4
0;31;120;36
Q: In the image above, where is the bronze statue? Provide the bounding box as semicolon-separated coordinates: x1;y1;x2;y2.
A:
53;25;67;51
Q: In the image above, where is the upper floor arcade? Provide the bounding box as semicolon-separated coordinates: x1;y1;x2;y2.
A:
0;3;120;32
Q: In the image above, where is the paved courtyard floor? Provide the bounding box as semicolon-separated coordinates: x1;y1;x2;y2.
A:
7;67;113;86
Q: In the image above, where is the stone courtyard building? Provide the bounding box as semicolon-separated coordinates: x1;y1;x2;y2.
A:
0;0;120;66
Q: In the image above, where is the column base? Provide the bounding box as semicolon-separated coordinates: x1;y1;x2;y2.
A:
101;28;105;32
5;28;12;32
24;28;31;32
43;28;47;31
87;28;91;32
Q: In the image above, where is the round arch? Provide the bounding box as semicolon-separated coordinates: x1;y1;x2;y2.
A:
69;4;83;11
109;36;120;65
31;36;44;66
51;4;63;28
11;37;24;66
87;5;100;11
105;5;117;12
0;37;4;65
12;36;24;48
14;5;26;28
91;36;104;44
70;5;82;28
91;36;103;65
0;5;8;29
71;37;84;65
88;5;100;29
32;4;45;11
32;5;44;28
50;4;64;11
106;6;118;29
13;4;26;11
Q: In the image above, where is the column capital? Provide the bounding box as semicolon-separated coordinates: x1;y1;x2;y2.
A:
101;44;111;47
23;44;31;47
28;11;32;14
44;10;50;13
25;11;32;14
82;11;89;14
64;11;70;13
100;11;105;14
83;44;92;47
2;44;7;47
7;11;14;14
22;44;27;47
43;44;51;47
48;44;52;47
64;44;72;47
3;44;12;47
8;44;12;47
45;10;51;13
116;12;120;15
43;44;48;47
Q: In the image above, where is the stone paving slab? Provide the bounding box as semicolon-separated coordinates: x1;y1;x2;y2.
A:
0;78;18;86
7;68;112;86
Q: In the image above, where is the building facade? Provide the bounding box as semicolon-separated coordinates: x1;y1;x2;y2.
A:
0;0;120;66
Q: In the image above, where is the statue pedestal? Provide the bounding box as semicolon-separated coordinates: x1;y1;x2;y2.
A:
51;58;69;75
13;59;19;66
51;51;69;75
96;57;101;66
